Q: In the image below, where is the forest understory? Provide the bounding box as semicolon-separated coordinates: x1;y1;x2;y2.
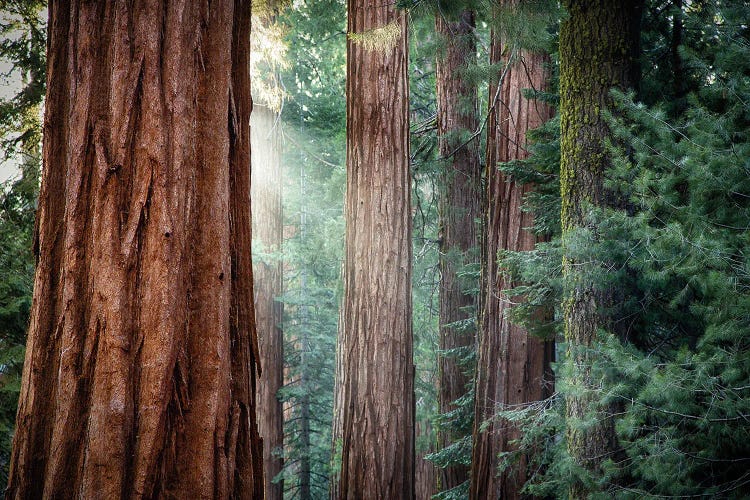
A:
0;0;749;499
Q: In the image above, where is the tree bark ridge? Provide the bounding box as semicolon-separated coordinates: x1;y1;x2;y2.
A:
6;2;263;498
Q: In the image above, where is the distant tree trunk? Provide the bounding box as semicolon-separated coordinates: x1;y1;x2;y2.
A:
336;1;414;498
6;2;263;498
251;104;284;500
559;1;642;497
415;419;438;499
298;170;311;500
330;256;347;498
470;3;555;498
330;326;344;499
434;9;480;492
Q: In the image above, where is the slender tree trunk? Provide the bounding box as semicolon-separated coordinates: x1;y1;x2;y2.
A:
251;104;284;500
415;420;438;499
299;170;311;500
470;3;555;498
330;323;344;499
559;1;642;497
435;10;481;492
337;1;414;497
6;2;263;498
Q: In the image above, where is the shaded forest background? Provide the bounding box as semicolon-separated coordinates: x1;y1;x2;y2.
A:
0;0;749;498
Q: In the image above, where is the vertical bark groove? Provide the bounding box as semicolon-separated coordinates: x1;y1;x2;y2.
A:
435;9;480;493
471;3;554;497
336;1;414;498
6;2;263;498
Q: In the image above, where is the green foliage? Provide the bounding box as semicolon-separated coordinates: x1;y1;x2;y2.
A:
272;2;346;497
497;1;750;497
0;0;45;161
0;0;44;485
0;169;36;485
489;0;561;53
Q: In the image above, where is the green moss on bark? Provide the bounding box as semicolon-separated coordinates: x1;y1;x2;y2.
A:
558;0;643;496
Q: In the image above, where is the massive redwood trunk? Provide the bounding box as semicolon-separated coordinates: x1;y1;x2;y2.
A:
336;1;414;497
470;3;555;498
251;104;284;500
435;9;481;492
6;2;263;498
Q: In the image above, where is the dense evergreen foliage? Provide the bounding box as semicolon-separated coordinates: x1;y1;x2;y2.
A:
497;1;750;497
1;0;748;497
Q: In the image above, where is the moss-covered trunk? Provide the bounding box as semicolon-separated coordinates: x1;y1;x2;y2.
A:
559;0;642;496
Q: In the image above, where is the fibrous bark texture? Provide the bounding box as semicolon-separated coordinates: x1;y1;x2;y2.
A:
559;0;642;497
435;9;480;492
251;104;284;500
6;1;263;498
415;419;437;499
470;4;555;498
336;1;414;498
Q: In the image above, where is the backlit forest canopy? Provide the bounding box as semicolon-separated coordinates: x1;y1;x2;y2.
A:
0;0;749;498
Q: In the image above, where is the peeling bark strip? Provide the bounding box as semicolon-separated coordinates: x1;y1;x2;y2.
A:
471;2;554;498
435;9;480;493
336;0;414;498
251;104;285;500
6;1;263;498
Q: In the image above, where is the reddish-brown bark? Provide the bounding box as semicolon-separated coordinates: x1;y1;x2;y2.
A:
251;104;284;500
6;1;263;498
336;1;414;498
415;419;438;499
435;9;481;492
470;6;555;498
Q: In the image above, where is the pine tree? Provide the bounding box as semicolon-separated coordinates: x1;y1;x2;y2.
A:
272;1;347;497
557;1;643;496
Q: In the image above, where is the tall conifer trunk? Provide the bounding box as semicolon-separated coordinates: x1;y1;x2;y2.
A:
251;104;284;500
435;9;480;492
6;2;263;498
559;1;642;496
336;1;414;497
470;2;555;498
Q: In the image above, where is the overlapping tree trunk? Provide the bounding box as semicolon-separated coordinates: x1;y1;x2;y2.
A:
6;1;263;498
471;3;555;498
435;9;481;492
251;104;284;500
336;1;415;497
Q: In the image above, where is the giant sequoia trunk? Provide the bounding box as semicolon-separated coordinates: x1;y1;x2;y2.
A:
336;1;414;497
559;1;642;496
6;2;263;498
435;9;481;492
470;4;555;498
251;104;284;500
